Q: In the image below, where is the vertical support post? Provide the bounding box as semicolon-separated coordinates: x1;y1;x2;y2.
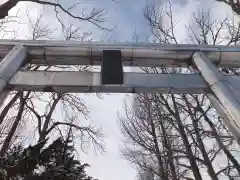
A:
208;94;240;144
0;45;27;106
192;51;240;143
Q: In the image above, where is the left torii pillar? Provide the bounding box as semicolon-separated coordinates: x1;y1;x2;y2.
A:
0;45;27;107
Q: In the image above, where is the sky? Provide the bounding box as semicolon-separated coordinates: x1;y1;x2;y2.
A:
2;0;236;180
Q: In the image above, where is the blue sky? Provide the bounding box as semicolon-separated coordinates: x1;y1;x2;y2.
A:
80;0;191;41
4;0;235;180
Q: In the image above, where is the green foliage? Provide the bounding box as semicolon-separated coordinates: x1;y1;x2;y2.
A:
0;138;95;180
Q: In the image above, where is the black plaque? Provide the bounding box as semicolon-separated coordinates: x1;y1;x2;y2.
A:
101;50;123;84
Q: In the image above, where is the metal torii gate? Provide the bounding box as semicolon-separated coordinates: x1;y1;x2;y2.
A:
0;39;240;143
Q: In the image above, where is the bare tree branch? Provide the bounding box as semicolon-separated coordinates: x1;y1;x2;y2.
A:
0;0;110;30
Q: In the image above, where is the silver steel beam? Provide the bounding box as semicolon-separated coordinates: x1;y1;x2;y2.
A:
208;94;240;144
193;51;240;143
0;40;240;67
8;71;240;93
0;45;27;106
8;71;211;93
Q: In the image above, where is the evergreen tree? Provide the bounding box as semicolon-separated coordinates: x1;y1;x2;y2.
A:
0;137;95;180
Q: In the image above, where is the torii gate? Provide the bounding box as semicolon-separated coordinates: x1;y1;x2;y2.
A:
0;39;240;143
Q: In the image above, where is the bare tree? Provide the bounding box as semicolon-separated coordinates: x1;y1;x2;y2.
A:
120;2;240;180
120;95;169;180
0;8;105;157
0;0;110;30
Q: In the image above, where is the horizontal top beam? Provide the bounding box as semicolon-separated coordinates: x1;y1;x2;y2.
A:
0;39;238;48
0;40;240;67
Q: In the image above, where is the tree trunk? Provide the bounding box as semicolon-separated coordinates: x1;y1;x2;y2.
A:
184;95;218;180
203;110;240;175
159;117;178;180
194;97;240;175
0;92;24;156
163;94;203;180
0;91;21;126
148;102;168;180
38;96;61;142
